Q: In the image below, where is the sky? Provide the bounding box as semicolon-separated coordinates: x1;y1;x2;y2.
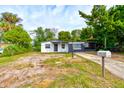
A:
0;5;93;31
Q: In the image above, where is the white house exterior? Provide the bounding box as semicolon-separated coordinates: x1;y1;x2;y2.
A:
41;40;96;53
41;40;69;52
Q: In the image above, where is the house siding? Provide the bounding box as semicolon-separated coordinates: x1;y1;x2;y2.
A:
41;41;96;53
84;42;96;51
41;42;54;52
58;43;68;52
68;44;85;52
41;42;68;52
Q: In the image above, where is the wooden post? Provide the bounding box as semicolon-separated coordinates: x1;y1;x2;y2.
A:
102;56;105;78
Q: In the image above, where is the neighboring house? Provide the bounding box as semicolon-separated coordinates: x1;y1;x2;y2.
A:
41;40;96;53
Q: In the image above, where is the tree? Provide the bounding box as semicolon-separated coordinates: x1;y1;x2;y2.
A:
1;12;22;24
58;31;71;41
108;5;124;50
80;27;93;41
44;28;55;41
0;22;9;31
34;27;45;42
0;31;3;47
34;27;45;50
33;27;55;51
71;29;81;41
3;26;32;48
0;12;22;31
79;5;116;49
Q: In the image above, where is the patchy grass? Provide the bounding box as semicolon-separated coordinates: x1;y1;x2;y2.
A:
14;63;34;70
42;53;72;66
0;52;124;88
85;51;97;55
41;52;69;54
114;51;124;55
43;55;124;88
0;52;40;67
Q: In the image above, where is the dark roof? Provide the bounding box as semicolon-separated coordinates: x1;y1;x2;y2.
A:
50;40;65;43
45;40;85;43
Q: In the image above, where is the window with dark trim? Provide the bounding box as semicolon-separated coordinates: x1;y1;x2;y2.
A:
45;44;50;48
73;44;81;50
62;44;65;49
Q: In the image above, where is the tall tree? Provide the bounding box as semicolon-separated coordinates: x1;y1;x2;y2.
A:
108;5;124;50
44;28;55;41
58;31;71;41
0;12;22;31
80;27;93;41
1;12;22;24
33;27;55;51
71;29;81;41
79;5;115;49
35;27;45;42
33;27;45;50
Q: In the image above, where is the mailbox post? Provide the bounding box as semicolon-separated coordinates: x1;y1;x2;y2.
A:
97;50;111;78
102;56;105;77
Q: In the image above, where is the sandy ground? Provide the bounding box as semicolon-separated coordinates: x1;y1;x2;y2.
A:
0;53;65;88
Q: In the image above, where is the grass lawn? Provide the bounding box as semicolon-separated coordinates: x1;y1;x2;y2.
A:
42;54;124;88
0;52;40;66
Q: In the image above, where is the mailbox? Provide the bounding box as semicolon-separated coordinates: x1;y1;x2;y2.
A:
97;50;111;77
97;50;111;57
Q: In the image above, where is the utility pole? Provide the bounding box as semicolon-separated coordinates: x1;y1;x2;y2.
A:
104;36;107;49
103;27;107;50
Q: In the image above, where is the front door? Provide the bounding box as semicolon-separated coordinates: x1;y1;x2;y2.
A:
54;44;58;52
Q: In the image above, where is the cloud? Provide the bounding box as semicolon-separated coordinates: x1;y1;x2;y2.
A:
0;5;93;31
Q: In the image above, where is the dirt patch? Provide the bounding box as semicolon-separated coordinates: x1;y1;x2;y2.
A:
34;79;54;88
0;53;65;88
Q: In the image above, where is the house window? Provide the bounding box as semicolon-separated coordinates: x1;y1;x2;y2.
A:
62;44;65;49
45;44;50;48
73;44;81;50
84;43;89;48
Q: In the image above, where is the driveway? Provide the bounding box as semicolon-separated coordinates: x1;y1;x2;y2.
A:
76;52;124;79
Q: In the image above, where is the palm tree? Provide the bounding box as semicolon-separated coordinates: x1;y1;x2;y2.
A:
0;12;22;31
1;12;22;24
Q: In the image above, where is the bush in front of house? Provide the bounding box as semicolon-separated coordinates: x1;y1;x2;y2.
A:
1;26;33;56
33;45;41;51
2;44;32;56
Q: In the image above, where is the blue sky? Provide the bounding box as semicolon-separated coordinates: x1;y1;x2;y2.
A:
0;5;93;31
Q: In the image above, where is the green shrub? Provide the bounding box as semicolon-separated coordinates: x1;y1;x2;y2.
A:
33;46;41;51
2;44;32;56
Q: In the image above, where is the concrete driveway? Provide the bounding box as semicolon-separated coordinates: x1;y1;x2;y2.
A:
76;52;124;79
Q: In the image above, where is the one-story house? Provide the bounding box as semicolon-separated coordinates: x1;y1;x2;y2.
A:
41;40;96;53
